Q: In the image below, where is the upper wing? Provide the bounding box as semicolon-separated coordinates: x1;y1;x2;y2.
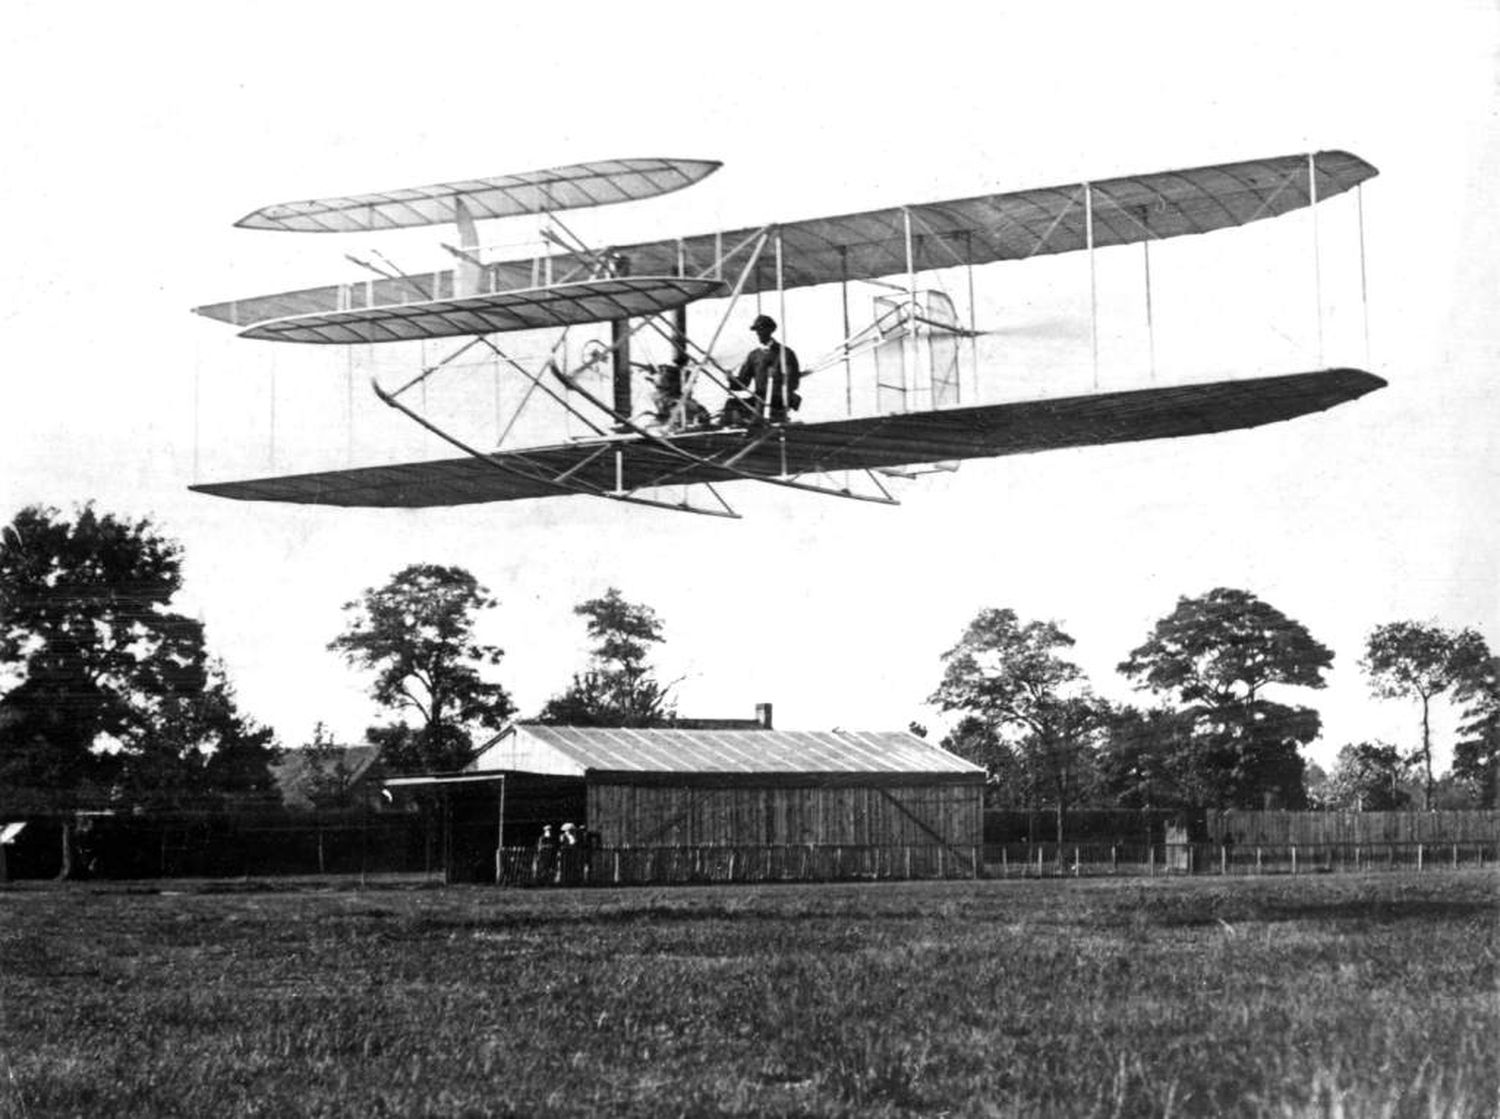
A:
189;368;1384;507
573;150;1377;293
235;158;722;232
196;151;1376;328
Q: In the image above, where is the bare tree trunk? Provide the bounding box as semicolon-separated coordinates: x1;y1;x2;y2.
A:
1421;695;1434;811
57;819;75;881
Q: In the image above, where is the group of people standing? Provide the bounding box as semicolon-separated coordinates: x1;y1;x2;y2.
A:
533;822;598;886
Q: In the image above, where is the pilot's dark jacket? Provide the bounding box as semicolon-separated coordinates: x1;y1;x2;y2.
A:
733;341;802;416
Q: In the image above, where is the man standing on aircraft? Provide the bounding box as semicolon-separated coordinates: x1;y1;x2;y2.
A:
732;314;801;425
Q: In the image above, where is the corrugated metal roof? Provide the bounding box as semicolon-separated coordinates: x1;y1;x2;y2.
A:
483;725;983;778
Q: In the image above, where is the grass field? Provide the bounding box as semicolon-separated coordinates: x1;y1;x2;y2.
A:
1;872;1495;1118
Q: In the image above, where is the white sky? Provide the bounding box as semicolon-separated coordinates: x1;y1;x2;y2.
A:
2;1;1496;773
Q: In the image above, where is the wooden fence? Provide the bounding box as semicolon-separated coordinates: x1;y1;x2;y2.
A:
984;809;1500;846
490;838;1499;887
0;810;435;881
1209;810;1500;845
496;844;981;887
983;840;1499;878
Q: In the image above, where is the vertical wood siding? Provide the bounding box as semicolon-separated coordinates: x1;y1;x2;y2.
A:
1211;809;1500;845
587;782;983;848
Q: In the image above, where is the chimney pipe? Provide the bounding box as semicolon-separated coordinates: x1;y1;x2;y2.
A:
755;702;773;729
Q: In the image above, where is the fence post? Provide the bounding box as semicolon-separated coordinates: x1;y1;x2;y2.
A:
1111;844;1117;875
1221;844;1227;876
1001;846;1008;878
1291;845;1297;876
1417;843;1423;872
1148;845;1155;878
1073;847;1080;877
1452;843;1458;870
1037;845;1044;877
1256;847;1262;875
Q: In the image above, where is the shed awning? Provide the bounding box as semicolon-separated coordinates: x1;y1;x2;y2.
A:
384;773;509;789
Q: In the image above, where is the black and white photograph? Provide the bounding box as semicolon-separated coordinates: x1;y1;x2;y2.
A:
1;2;1496;1114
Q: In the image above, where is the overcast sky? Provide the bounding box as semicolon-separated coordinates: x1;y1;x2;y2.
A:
2;2;1495;773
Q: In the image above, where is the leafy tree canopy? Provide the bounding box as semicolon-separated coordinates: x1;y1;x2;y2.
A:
1318;741;1413;811
329;564;514;773
931;608;1102;838
930;608;1085;735
1117;589;1327;809
1362;622;1489;704
0;504;276;815
1453;654;1500;808
1094;704;1195;810
537;588;675;728
1361;622;1491;809
112;663;279;810
293;721;367;811
1118;587;1333;707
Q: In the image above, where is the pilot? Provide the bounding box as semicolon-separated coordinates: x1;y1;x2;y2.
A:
732;313;801;424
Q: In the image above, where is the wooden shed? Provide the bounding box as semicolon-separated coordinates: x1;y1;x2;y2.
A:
470;724;986;852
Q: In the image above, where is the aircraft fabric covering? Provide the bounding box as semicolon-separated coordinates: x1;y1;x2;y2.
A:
238;277;726;344
196;151;1376;328
189;368;1384;508
235;158;722;232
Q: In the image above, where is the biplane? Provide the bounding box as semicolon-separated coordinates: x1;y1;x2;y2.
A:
190;152;1385;518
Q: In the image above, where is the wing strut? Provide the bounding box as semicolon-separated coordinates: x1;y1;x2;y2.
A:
370;375;740;518
358;275;758;516
543;346;898;505
540;213;772;414
531;218;904;506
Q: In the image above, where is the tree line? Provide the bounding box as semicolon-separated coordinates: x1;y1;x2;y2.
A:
0;506;676;824
3;505;1497;845
930;593;1498;839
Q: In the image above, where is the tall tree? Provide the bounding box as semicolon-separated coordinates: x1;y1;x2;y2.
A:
113;662;279;810
1;505;194;807
329;564;514;773
930;608;1103;841
1452;655;1500;808
1118;588;1332;808
0;505;276;869
1361;622;1490;810
537;588;675;727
